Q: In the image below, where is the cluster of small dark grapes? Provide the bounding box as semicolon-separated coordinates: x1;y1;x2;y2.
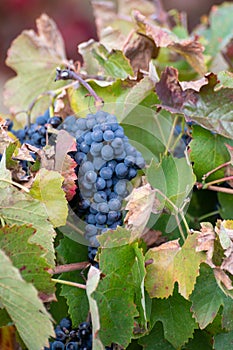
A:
66;111;145;260
8;109;63;147
45;318;113;350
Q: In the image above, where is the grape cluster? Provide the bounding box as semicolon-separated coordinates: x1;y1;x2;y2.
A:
9;109;62;147
67;111;145;255
45;318;113;350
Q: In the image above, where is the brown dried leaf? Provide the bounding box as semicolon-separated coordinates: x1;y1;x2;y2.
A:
196;222;216;267
124;34;158;72
224;144;233;187
156;66;197;111
34;13;66;59
180;77;208;92
0;128;16;154
134;10;206;75
124;183;160;236
55;130;77;201
141;229;166;248
214;267;233;290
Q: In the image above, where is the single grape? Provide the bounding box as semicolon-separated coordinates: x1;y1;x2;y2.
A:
91;129;103;142
59;318;72;331
84;170;97;184
95;177;106;190
99;167;113;180
51;341;65;350
103;130;115;141
108;198;122;211
115;163;128;178
101;144;114;160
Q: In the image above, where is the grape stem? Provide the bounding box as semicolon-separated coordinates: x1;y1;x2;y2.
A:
0;178;29;193
48;262;90;275
202;161;231;181
52;278;86;290
202;175;233;188
55;67;104;108
203;185;233;195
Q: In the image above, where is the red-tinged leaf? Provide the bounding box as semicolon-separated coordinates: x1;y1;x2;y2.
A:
0;326;17;350
55;130;77;201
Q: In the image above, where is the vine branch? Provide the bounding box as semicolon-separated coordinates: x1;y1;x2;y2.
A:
55;67;104;108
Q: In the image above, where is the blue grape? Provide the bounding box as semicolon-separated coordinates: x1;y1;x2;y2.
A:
51;341;65;350
65;342;78;350
95;177;106;190
108;198;122;211
103;130;115;141
76;118;87;130
84;170;97;184
99;167;113;180
79;141;90;153
91;129;103;142
101;145;114;160
59;318;72;331
95;213;107;225
97;202;109;213
115;163;128;178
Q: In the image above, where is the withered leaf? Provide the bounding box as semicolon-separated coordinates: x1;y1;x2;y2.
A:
196;222;216;267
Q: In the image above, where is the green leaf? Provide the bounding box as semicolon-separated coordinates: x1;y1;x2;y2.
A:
29;168;68;227
182;76;233;139
184;329;213;350
4;14;68;119
0;248;54;350
218;192;233;220
189;125;233;182
197;3;233;57
92;44;134;79
214;331;233;350
151;287;198;349
138;322;175;350
56;236;89;327
146;156;196;215
145;233;206;299
0;225;54;295
0;308;12;327
0;185;56;267
92;244;140;347
98;226;133;248
190;264;225;329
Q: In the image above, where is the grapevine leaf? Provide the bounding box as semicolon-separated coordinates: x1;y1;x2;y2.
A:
145;233;205;299
197;3;233;57
189;125;233;182
156;69;233;139
0;248;54;350
124;184;160;237
55;130;77;201
0;152;11;188
214;331;233;350
86;266;105;350
0;309;12;327
0;225;54;295
92;44;134;79
0;185;56;267
98;226;133;248
134;11;205;75
216;71;233;89
218;193;233;220
29;168;68;227
138;322;175;350
190;264;225;329
92;244;140;347
151;287;198;349
4;14;68;119
56;236;89;327
146;156;196;215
